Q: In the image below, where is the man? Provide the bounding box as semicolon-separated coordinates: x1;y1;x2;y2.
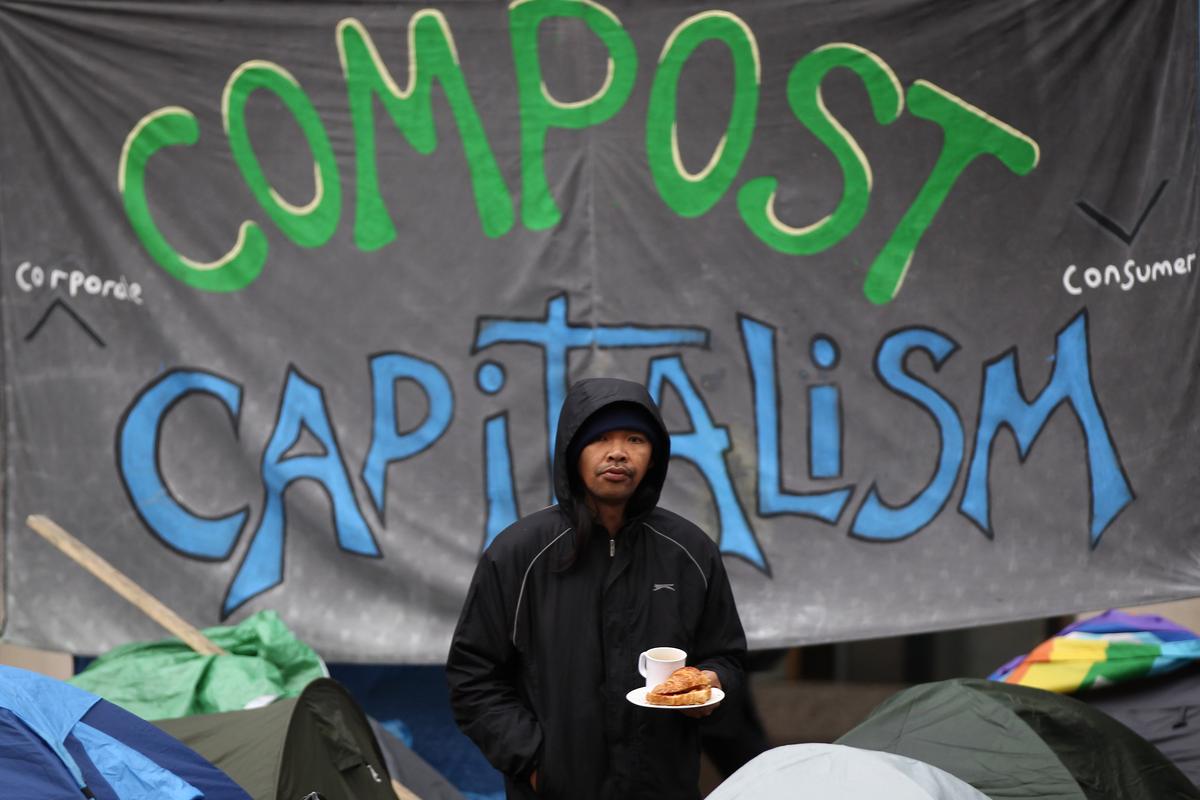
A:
447;378;747;799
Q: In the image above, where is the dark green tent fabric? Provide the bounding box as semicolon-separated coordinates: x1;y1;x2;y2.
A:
71;610;326;721
155;678;394;800
838;678;1200;800
985;679;1199;800
838;679;1084;800
1083;664;1200;788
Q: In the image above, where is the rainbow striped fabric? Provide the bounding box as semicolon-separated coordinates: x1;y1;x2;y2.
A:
989;610;1200;693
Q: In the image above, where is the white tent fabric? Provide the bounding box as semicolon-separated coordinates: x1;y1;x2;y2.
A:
708;743;991;800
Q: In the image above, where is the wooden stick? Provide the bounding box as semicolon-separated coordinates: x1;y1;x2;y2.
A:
391;778;421;800
25;514;227;656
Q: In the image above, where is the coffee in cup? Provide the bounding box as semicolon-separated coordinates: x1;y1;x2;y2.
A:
637;646;687;689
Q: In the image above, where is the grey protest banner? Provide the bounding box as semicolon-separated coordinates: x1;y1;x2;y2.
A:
0;0;1195;660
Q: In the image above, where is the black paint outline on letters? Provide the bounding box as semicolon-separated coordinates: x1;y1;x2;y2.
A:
114;368;249;562
847;325;962;544
957;307;1136;548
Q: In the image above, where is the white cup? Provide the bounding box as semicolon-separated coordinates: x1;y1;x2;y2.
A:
638;646;687;690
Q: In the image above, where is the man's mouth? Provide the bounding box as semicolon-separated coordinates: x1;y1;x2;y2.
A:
599;466;632;479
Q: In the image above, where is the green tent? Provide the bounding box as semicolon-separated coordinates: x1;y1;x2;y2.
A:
155;678;395;800
837;678;1199;800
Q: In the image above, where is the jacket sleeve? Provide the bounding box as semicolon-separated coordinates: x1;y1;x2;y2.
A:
446;551;543;780
691;548;747;698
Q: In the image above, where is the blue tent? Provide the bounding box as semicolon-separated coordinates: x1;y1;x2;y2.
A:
0;665;249;799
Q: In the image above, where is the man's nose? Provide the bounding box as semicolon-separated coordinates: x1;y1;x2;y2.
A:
606;446;628;461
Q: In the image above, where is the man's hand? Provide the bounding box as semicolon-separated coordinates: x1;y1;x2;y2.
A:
530;768;539;792
681;669;722;718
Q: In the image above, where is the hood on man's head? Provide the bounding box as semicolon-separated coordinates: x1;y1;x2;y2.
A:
553;378;671;513
566;402;665;470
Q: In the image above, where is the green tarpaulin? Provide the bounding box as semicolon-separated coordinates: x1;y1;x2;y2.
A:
70;610;325;720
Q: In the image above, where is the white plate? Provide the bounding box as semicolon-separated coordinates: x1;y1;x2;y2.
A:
626;686;725;709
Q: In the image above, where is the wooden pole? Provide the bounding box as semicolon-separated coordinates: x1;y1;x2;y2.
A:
25;514;226;656
391;778;421;800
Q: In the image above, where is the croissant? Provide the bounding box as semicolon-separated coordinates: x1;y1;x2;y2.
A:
647;666;711;706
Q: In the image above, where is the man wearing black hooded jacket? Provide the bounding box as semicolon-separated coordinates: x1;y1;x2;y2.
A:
447;378;747;799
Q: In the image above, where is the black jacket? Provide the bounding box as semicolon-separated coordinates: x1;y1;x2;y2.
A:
447;378;747;799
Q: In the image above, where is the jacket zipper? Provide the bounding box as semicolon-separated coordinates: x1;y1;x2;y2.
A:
609;538;615;558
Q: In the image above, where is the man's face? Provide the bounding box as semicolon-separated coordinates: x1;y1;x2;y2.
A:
576;428;653;508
